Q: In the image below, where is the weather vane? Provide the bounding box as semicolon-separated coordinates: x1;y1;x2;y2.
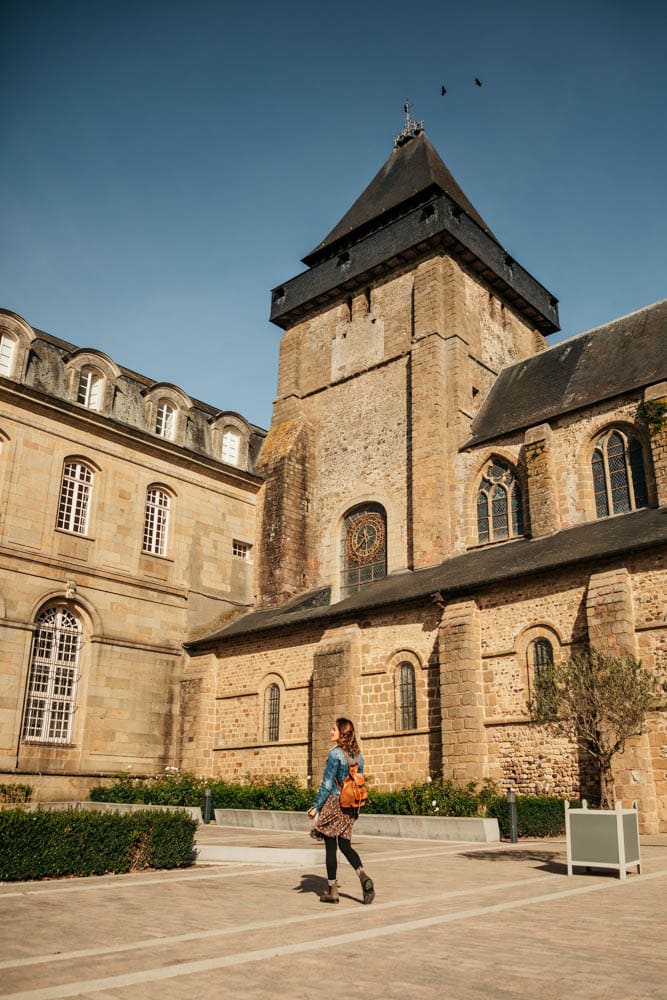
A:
394;100;424;148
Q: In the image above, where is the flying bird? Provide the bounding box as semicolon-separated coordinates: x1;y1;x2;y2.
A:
441;85;446;96
474;77;482;86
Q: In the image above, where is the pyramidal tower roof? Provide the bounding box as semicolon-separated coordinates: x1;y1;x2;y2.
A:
304;129;497;266
270;121;559;336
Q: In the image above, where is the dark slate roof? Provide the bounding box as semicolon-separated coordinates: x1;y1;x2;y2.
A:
303;131;498;266
186;505;667;649
465;299;667;448
269;133;560;335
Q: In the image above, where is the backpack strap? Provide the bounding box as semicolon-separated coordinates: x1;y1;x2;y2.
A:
334;749;356;791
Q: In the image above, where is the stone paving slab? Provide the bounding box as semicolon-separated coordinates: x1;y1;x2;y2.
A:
1;830;666;1000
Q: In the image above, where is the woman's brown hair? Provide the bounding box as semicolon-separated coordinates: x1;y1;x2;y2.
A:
336;717;360;755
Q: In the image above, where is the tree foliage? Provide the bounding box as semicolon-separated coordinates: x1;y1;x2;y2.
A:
530;648;662;807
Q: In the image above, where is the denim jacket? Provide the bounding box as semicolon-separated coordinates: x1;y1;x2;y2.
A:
311;745;365;812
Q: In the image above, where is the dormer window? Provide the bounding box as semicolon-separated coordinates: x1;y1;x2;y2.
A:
76;367;102;410
155;401;176;440
222;428;240;466
0;332;16;377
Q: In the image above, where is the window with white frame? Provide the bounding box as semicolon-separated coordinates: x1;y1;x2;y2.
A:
232;539;252;560
592;428;649;518
0;332;16;377
22;607;81;744
155;400;176;440
57;462;93;535
222;428;241;466
143;487;170;556
76;367;102;410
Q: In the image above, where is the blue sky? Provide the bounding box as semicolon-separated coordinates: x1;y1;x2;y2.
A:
2;0;665;429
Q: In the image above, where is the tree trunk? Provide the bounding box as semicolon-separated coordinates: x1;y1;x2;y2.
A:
599;760;616;809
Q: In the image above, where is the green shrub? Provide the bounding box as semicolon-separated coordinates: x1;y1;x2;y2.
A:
90;773;578;839
487;795;581;838
0;783;32;803
0;808;197;881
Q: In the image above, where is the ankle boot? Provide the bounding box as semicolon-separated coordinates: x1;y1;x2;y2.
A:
358;869;375;905
320;883;339;904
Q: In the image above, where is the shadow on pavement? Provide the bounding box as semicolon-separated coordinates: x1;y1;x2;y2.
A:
458;849;565;874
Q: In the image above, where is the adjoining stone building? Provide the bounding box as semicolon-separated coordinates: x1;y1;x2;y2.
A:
0;309;265;799
183;121;667;831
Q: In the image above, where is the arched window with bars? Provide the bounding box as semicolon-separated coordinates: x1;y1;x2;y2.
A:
476;460;524;544
396;661;417;731
265;683;280;742
591;428;648;518
22;606;81;744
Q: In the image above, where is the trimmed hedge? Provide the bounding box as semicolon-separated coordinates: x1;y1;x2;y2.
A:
487;795;581;838
0;808;197;882
90;773;578;838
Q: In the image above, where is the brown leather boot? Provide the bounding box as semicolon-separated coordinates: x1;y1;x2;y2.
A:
358;869;375;904
320;882;339;904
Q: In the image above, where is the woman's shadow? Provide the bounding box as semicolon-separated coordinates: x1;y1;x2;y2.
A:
293;874;362;902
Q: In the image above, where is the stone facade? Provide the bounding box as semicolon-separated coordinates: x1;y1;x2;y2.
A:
0;309;264;797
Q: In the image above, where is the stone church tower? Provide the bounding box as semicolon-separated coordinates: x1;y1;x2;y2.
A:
184;117;666;831
256;118;557;608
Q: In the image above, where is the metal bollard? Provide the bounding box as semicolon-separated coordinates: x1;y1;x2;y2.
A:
507;787;518;843
203;787;212;824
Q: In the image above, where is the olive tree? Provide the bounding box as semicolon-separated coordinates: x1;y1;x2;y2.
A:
530;648;662;808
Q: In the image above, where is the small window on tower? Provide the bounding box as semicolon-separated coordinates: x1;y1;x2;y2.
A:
232;540;252;560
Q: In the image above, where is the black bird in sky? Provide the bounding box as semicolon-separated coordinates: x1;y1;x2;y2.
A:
441;85;446;95
475;77;482;86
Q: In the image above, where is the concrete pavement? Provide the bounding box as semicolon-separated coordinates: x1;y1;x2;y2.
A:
1;825;667;999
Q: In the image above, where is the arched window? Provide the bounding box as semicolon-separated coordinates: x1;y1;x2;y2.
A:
476;460;524;544
341;503;387;597
397;661;417;730
57;461;93;535
22;607;81;744
592;428;648;517
265;684;280;742
76;367;102;410
222;428;240;466
143;487;170;556
532;638;554;675
0;332;16;377
155;400;176;440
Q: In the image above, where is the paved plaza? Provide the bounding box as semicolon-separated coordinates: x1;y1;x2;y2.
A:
2;825;667;1000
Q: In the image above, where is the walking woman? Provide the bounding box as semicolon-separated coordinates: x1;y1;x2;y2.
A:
307;717;375;905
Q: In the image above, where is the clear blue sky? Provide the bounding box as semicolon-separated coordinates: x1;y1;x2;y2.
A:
2;0;665;429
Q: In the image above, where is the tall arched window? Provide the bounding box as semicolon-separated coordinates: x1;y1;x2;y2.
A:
265;684;280;742
76;367;102;410
143;487;170;556
532;638;554;676
0;332;16;377
341;503;387;597
155;400;176;440
57;461;93;535
397;662;417;730
592;428;648;517
22;607;81;744
476;460;524;544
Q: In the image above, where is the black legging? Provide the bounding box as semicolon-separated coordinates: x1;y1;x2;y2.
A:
324;835;362;881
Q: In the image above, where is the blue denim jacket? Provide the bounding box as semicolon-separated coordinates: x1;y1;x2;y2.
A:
311;746;365;812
